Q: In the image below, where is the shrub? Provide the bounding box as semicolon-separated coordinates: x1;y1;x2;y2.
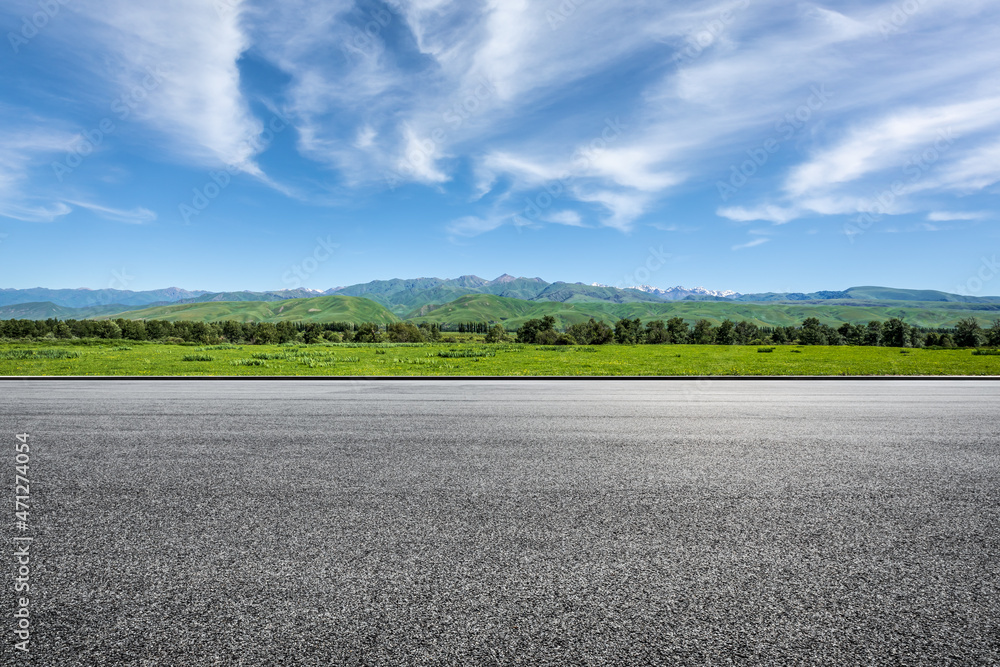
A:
232;358;268;367
438;349;496;359
0;349;81;360
182;354;214;362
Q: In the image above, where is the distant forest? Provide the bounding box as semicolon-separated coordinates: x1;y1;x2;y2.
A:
2;316;998;349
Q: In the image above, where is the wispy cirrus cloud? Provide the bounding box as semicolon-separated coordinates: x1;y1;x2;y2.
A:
732;237;769;251
927;211;989;222
5;0;266;174
5;0;1000;243
0;119;77;222
62;200;156;225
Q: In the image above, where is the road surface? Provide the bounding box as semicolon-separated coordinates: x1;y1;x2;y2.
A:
2;380;998;665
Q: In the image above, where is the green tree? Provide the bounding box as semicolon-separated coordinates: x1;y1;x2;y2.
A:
733;320;759;345
864;321;884;347
191;321;211;344
691;320;716;345
303;323;324;344
222;321;244;343
146;320;172;340
254;322;279;345
386;322;425;343
954;317;985;348
838;323;864;346
988;319;1000;347
666;317;689;344
882;318;911;348
798;318;827;345
715;319;736;345
770;327;789;344
275;321;299;344
644;320;670;344
418;322;442;341
354;322;383;343
614;318;643;345
822;325;845;346
516;316;556;344
120;319;147;341
103;321;123;339
485;324;512;343
567;318;613;345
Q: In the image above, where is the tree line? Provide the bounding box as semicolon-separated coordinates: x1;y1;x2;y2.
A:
0;318;443;345
513;316;1000;348
1;315;998;348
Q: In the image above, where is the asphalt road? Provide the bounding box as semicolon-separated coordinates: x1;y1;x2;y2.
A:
2;380;998;666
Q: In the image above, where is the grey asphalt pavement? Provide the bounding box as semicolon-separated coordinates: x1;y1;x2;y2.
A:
2;380;998;665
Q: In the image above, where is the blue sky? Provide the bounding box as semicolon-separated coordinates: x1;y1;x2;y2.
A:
1;0;998;295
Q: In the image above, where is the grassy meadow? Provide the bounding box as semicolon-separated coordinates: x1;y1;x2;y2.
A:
1;340;998;376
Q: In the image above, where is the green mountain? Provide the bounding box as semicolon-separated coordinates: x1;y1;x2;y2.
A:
733;286;1000;304
331;275;666;314
175;289;325;304
406;294;1000;329
0;302;138;320
96;296;398;324
0;287;207;308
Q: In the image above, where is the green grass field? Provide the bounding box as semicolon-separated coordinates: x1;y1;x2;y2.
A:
1;341;998;376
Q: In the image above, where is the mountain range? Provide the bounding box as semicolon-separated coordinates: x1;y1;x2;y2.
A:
2;276;999;328
3;276;999;310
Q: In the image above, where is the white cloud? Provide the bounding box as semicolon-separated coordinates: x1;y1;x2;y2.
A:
927;211;989;222
718;204;800;224
786;98;1000;198
732;237;769;251
446;215;506;238
397;125;449;184
0;202;72;223
16;0;998;236
574;189;653;232
0;123;78;223
48;0;264;174
545;211;585;227
63;201;157;225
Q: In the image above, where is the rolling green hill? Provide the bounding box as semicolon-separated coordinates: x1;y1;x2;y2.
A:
0;302;139;320
842;286;996;303
175;289;325;304
406;294;1000;329
98;296;398;324
332;275;666;314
